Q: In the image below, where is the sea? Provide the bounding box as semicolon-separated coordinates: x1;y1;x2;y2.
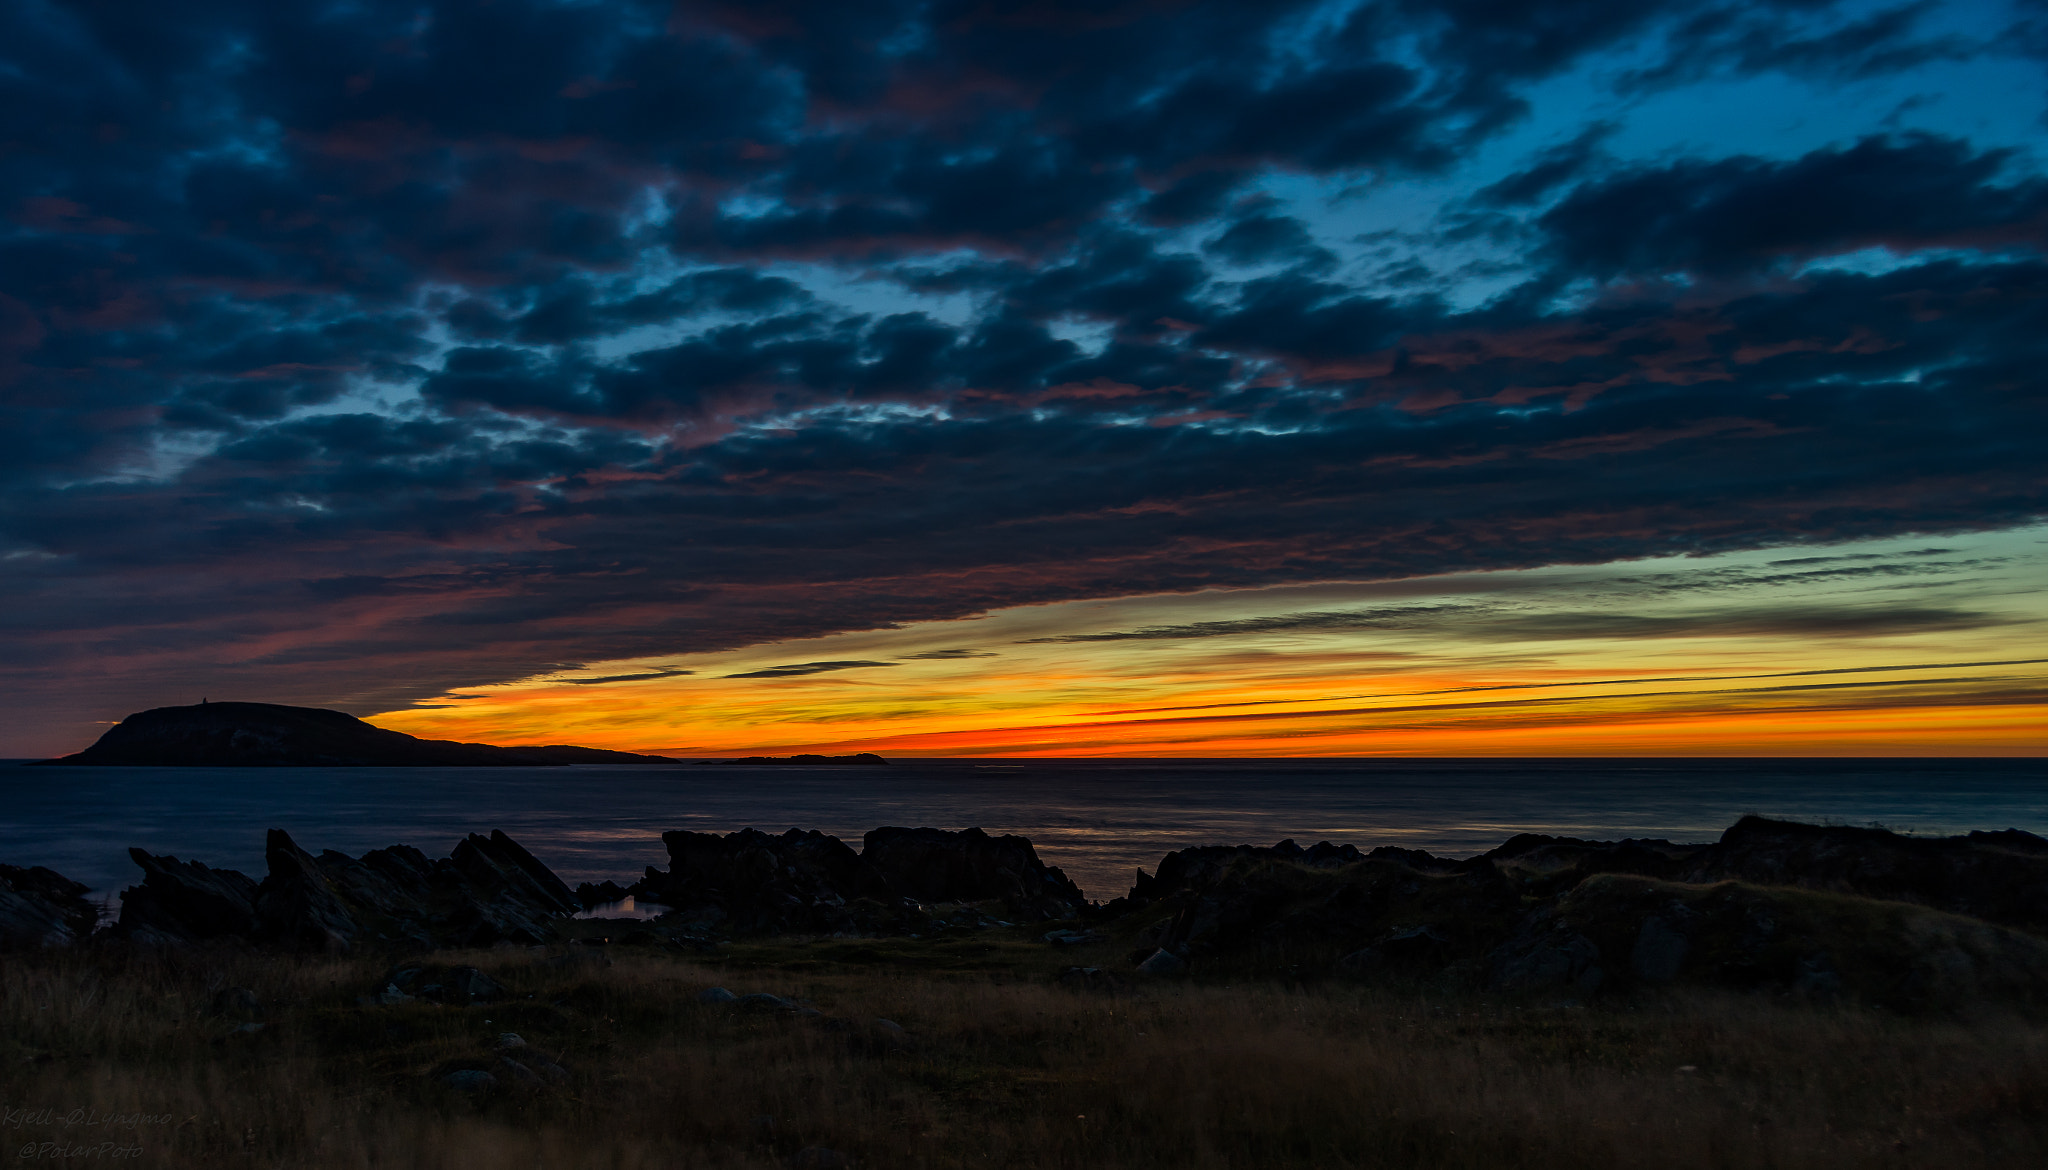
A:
2;757;2042;910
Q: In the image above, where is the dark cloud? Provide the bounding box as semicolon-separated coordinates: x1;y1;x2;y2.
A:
1538;134;2048;278
1204;212;1336;269
1623;2;1976;90
565;668;696;685
1019;606;1481;644
1063;673;2048;734
900;649;999;660
1482;605;2009;642
1024;599;2010;647
1471;122;1617;207
723;660;901;678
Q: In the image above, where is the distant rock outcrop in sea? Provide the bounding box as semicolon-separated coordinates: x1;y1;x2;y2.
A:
695;753;891;766
33;701;675;767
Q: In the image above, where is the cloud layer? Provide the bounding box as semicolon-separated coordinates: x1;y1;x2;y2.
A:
2;0;2045;753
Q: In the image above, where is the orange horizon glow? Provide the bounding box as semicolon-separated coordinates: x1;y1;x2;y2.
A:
368;528;2048;758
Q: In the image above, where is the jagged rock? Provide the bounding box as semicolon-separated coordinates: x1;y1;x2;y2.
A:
1136;948;1187;975
36;701;674;767
862;826;1086;921
632;828;917;937
258;829;359;952
453;830;579;919
115;828;576;952
1043;928;1106;946
0;863;98;950
737;992;794;1011
697;986;740;1005
1678;816;2048;935
113;849;262;944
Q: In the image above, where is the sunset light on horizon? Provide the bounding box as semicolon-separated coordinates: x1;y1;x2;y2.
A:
371;527;2048;757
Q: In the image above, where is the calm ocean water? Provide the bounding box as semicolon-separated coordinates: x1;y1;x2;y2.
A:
2;757;2042;906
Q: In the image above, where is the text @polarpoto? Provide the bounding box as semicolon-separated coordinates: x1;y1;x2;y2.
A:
17;1143;144;1160
5;1109;173;1159
2;1112;169;1133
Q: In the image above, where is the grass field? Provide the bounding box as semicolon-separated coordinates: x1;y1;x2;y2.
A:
4;932;2045;1169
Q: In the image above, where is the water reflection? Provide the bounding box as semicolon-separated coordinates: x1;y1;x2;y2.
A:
574;896;665;921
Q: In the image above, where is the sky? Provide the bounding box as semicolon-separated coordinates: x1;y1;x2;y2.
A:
4;0;2046;758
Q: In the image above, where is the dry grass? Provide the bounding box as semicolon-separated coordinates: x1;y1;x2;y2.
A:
3;937;2045;1169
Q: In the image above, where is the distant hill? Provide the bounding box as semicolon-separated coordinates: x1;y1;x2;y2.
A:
697;752;891;766
33;702;675;767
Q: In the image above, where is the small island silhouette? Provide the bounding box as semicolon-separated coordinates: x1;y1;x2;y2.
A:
34;701;675;767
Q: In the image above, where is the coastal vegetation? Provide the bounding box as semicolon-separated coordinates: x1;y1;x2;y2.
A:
4;934;2045;1169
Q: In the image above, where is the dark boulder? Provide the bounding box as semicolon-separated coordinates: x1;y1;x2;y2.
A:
113;849;262;944
1479;833;1707;896
1678;817;2048;936
1485;872;2048;1008
633;828;916;937
862;826;1086;921
1121;848;1519;976
0;863;99;949
1121;839;1486;910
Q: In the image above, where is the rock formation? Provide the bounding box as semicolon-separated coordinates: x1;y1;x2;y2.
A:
629;828;921;937
8;814;2047;1011
862;826;1086;921
1677;815;2048;935
36;701;675;766
0;863;100;949
1101;817;2048;1008
112;828;578;950
623;824;1091;935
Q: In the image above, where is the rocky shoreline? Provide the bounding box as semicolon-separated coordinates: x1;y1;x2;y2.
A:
5;815;2046;1011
